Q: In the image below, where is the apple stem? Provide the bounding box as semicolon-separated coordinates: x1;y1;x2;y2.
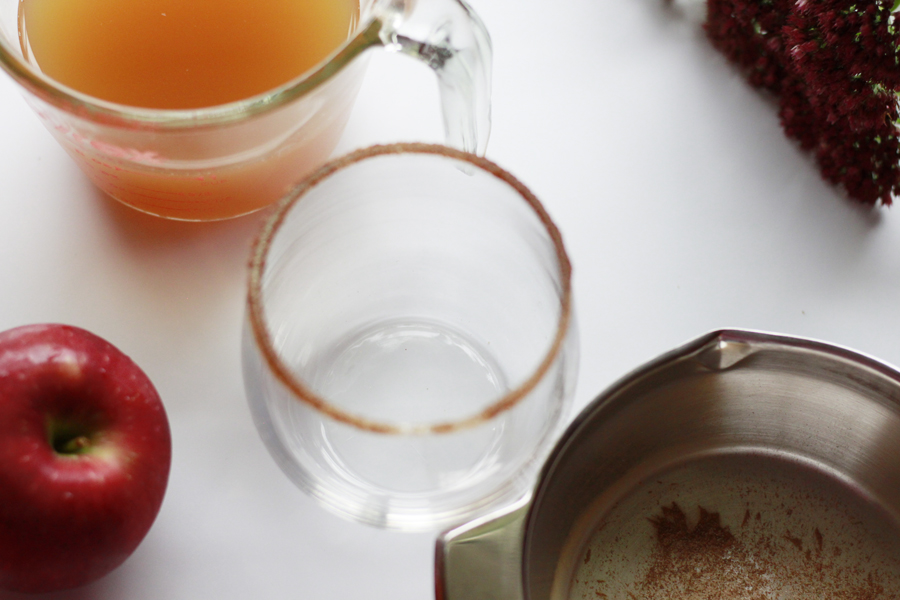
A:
59;435;92;454
48;420;95;455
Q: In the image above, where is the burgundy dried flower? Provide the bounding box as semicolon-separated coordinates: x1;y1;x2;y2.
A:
706;0;792;92
703;0;900;205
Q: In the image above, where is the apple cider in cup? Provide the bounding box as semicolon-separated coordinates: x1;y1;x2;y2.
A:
16;0;359;220
5;0;491;221
18;0;357;109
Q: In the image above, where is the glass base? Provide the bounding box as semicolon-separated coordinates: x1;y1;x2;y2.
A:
308;318;509;494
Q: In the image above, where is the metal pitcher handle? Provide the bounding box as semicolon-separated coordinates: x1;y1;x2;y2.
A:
435;497;529;600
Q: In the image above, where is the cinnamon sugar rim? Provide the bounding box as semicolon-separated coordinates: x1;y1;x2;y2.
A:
247;142;573;435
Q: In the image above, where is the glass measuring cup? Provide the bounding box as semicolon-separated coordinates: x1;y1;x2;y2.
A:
242;144;578;531
0;0;491;221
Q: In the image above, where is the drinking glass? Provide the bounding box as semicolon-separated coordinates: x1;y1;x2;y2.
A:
242;143;578;531
0;0;490;221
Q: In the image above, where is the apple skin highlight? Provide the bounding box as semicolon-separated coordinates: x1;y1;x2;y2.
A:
0;324;172;593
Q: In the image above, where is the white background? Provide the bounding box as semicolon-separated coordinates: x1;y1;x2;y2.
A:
2;0;900;598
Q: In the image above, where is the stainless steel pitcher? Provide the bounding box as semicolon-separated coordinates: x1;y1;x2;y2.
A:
436;329;900;600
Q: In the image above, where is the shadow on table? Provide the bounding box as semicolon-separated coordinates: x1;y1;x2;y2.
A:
0;579;110;600
91;186;272;252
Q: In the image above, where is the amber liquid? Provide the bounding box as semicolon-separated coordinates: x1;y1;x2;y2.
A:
17;0;360;220
19;0;357;109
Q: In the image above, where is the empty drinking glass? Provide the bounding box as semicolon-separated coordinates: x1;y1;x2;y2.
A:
242;143;578;530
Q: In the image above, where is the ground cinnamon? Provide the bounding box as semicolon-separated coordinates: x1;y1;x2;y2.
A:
629;503;887;600
568;459;900;600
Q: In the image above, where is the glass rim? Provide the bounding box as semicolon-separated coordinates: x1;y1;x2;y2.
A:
0;14;380;131
246;142;574;435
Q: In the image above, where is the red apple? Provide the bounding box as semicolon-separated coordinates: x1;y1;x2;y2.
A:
0;323;171;593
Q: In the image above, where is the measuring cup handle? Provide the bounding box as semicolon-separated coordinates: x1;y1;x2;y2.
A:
376;0;492;155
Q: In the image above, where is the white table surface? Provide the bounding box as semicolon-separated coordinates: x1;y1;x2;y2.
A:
2;0;900;598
